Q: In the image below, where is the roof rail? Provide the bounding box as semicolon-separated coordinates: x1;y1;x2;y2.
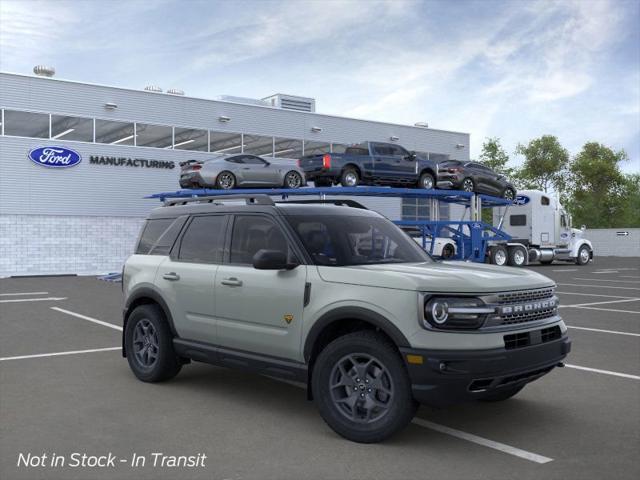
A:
276;199;368;209
164;194;275;207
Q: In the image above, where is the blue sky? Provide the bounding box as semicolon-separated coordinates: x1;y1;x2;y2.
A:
1;0;638;172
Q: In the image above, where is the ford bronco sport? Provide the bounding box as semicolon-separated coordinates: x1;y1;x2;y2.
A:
122;194;570;443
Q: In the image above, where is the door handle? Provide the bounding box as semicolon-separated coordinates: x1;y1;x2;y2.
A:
221;277;243;287
162;272;180;281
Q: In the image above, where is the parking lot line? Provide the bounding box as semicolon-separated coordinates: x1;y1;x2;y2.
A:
557;283;640;291
0;296;67;303
552;268;578;272
593;271;619;274
0;347;120;362
572;278;640;284
620;275;640;279
51;307;123;331
559;298;640;308
567;325;640;337
567;306;640;314
565;364;640;380
0;291;49;296
556;291;637;299
411;418;553;464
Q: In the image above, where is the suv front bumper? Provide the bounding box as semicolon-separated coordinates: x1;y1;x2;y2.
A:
399;335;571;406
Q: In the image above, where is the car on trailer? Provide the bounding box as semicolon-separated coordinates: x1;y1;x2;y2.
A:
437;160;517;200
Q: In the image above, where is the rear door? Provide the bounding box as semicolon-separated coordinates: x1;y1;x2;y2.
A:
371;143;396;179
156;214;228;343
214;214;307;361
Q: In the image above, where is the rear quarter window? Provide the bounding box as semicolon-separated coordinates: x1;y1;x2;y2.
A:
136;217;185;255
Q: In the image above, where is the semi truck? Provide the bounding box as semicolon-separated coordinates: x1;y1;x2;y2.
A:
488;190;593;267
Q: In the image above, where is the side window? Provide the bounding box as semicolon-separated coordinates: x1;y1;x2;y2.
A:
230;216;290;264
226;156;244;164
372;144;390;156
178;215;227;263
149;216;188;255
242;155;267;165
388;145;409;157
561;215;567;228
541;196;550;206
136;218;174;254
510;215;527;226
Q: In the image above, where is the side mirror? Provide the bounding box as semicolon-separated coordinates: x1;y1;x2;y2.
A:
406;151;416;161
581;225;586;231
252;249;298;270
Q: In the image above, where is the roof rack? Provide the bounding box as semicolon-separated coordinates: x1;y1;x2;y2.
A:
275;199;368;209
164;194;274;207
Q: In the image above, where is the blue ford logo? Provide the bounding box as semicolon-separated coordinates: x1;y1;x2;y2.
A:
28;146;82;168
514;195;530;205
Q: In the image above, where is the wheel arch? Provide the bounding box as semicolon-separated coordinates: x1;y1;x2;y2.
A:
342;163;362;177
419;167;436;178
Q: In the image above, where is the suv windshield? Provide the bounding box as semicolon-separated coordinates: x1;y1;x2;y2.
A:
285;215;432;266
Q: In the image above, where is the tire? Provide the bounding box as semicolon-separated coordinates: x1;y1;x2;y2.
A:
216;171;236;190
576;245;591;265
441;243;455;259
478;385;524;402
340;167;360;187
490;245;508;266
461;177;475;192
283;170;303;189
314;178;332;187
125;304;182;383
507;246;527;267
312;331;418;443
503;187;516;201
418;172;435;190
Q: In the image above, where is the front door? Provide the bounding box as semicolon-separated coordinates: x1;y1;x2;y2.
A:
215;214;307;361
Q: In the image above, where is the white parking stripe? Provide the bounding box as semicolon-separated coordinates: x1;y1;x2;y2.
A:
0;297;67;303
557;291;637;299
552;269;578;272
565;364;640;380
560;298;640;308
572;278;640;284
51;307;123;331
620;275;640;279
411;418;553;464
557;283;640;291
567;326;640;337
568;306;640;314
0;291;49;296
0;347;120;362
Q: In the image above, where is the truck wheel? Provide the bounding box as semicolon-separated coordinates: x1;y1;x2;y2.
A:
576;245;591;265
312;331;418;443
490;245;508;266
462;178;475;192
340;168;360;187
216;171;236;190
507;246;527;267
125;304;182;383
478;385;524;402
418;172;435;189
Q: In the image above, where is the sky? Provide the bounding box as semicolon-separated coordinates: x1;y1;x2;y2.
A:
1;0;638;172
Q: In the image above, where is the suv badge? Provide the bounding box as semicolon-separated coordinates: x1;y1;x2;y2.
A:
283;314;294;324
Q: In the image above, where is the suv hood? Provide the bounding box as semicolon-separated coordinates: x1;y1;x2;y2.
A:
317;261;554;293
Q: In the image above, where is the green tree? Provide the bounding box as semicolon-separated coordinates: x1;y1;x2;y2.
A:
479;137;514;177
515;135;569;193
566;142;633;228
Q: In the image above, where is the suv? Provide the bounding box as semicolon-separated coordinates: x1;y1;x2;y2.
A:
122;195;570;443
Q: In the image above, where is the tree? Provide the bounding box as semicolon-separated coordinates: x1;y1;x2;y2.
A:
479;137;514;177
566;142;633;228
515;135;569;193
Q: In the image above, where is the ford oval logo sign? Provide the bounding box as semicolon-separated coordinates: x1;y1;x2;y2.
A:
28;146;82;168
514;195;530;205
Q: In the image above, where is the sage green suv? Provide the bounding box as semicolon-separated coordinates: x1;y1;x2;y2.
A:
122;194;570;443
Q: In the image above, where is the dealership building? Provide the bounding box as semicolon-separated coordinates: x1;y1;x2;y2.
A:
0;69;470;277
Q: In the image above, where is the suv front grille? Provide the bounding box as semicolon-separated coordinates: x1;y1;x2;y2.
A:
485;287;558;326
496;287;555;304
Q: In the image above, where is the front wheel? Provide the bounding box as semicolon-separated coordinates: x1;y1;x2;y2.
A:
283;170;303;189
418;172;435;190
503;187;516;201
576;245;591;265
312;331;417;443
462;177;475;192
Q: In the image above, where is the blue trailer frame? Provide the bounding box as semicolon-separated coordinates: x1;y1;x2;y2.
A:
147;186;513;263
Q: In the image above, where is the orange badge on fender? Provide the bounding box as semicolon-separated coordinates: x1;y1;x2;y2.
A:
284;314;294;324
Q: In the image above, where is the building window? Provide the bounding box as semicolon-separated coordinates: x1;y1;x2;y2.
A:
210;131;243;154
3;110;49;138
304;140;331;156
273;137;303;159
51;114;94;142
243;134;274;156
95;119;135;145
173;127;208;151
135;123;173;148
402;198;430;221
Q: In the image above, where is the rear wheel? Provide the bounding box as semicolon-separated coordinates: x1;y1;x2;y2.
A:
462;177;475;192
216;171;236;190
490;245;508;266
312;331;417;443
478;385;524;402
503;187;516;201
340;167;360;187
125;304;182;383
284;170;303;189
418;172;435;190
507;246;527;267
576;245;591;265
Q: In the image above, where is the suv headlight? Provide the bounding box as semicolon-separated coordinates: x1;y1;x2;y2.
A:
423;297;494;330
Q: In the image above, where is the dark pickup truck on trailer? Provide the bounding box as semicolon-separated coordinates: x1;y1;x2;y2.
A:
298;141;439;189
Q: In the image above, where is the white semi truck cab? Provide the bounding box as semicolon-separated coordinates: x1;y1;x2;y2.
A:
490;190;593;266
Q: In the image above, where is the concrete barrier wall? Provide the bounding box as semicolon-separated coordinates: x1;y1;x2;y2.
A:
586;228;640;257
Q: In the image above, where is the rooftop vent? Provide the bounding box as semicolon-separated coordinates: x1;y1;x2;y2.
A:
144;85;163;93
167;88;185;96
262;94;316;113
33;65;55;77
414;122;429;128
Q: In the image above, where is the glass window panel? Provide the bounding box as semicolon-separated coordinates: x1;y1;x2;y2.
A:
174;127;208;151
51;115;93;142
136;123;173;148
95;119;135;145
273;137;303;159
210;131;243;154
303;140;331;156
4;110;49;138
331;143;348;154
179;215;227;264
243;134;274;156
